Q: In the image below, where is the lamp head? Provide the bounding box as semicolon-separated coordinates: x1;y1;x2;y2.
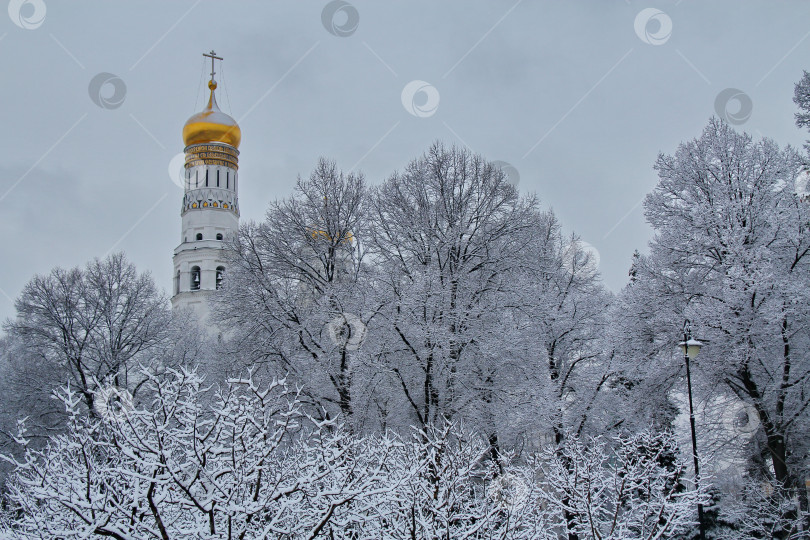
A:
678;338;703;359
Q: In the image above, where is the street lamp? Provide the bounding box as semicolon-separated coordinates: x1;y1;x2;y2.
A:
678;319;705;540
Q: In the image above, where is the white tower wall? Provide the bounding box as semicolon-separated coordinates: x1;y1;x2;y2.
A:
171;142;240;320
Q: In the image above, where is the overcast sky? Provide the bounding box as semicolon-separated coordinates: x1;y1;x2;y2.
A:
1;1;809;323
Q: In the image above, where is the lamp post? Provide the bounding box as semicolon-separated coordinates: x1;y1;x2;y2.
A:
678;319;705;540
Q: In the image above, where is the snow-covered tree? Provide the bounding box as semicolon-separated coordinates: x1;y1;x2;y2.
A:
530;429;703;539
794;70;810;155
366;143;545;448
515;216;614;448
1;362;702;539
621;118;810;533
215;159;373;427
2;253;170;416
715;480;807;539
215;144;614;462
0;366;405;538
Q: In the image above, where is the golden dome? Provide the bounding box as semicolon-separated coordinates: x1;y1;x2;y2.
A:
310;228;354;244
183;80;241;148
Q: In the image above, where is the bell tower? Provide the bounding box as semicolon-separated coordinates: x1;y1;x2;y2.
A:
171;51;241;320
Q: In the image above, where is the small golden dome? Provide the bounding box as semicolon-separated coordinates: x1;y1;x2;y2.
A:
309;228;355;245
183;80;241;148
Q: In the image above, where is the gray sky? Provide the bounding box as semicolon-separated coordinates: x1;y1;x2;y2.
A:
2;1;808;322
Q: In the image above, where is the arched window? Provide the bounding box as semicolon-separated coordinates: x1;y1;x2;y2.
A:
190;266;201;290
196;233;203;241
216;266;225;290
216;233;223;240
216;169;220;187
175;270;180;295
